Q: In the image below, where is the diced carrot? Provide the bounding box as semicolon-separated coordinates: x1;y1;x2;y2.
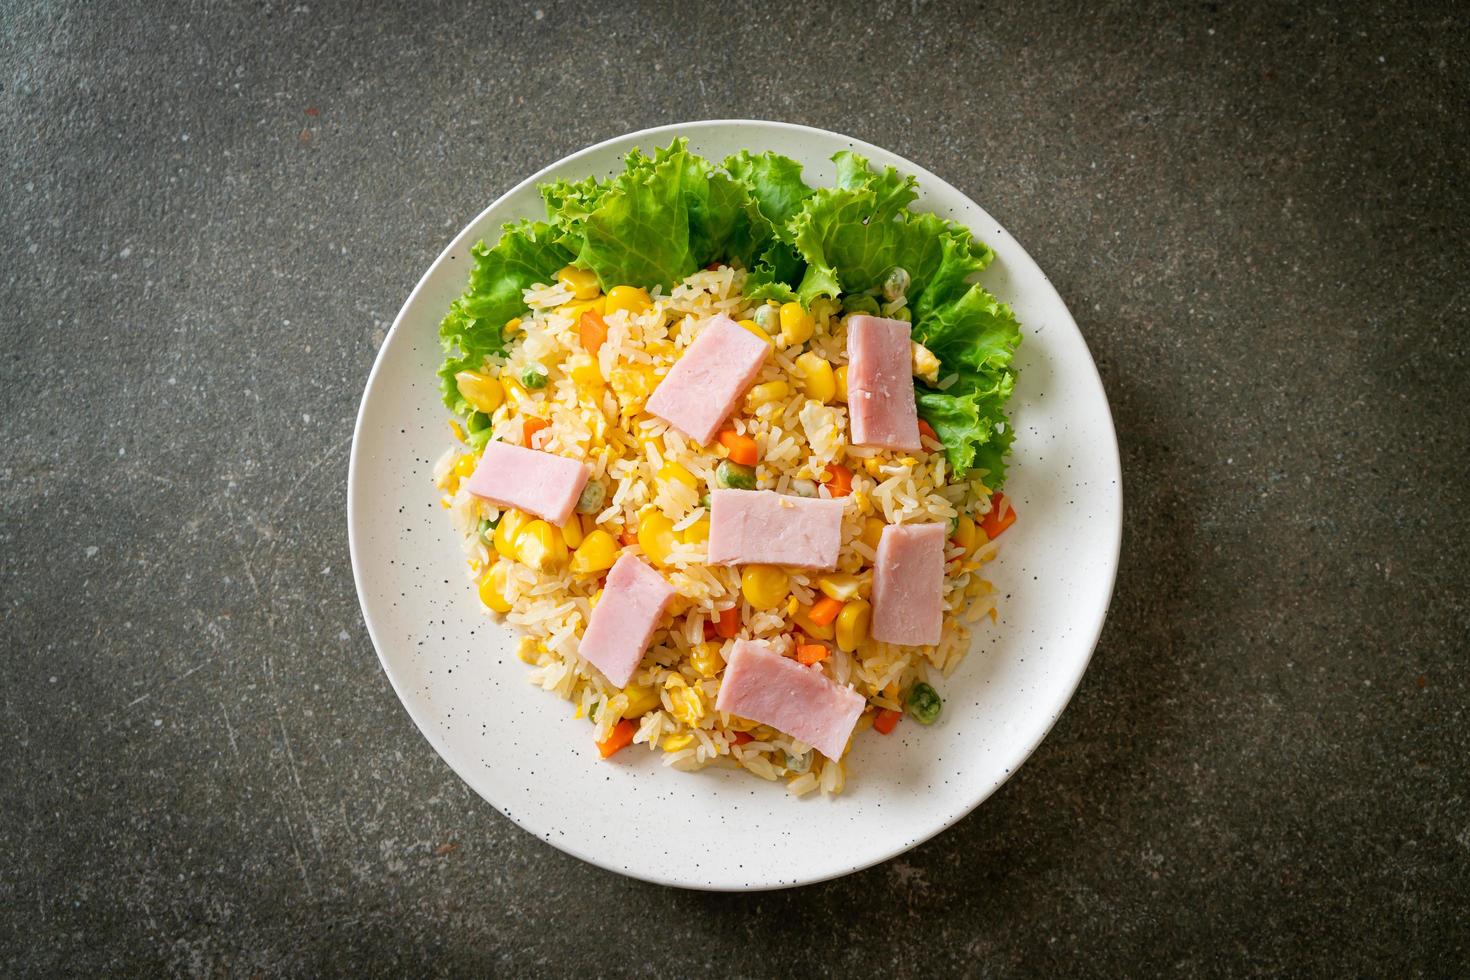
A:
702;619;718;641
822;463;853;498
979;492;1016;540
808;596;844;626
731;731;753;745
596;719;637;759
718;429;760;466
874;708;902;735
714;607;740;639
795;643;829;666
917;419;938;444
521;417;550;448
579;309;608;355
619;531;639;546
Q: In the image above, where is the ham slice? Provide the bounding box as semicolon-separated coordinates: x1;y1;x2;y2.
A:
465;441;590;527
706;489;845;570
646;313;769;445
871;522;946;645
846;314;921;450
578;554;676;688
714;640;864;761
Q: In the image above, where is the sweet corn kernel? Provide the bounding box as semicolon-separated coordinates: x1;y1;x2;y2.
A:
795;352;836;403
455;370;504;414
605;285;652;316
912;340;941;383
569;529;619;575
477;561;512;613
568;353;603;387
637;510;678;566
504;317;523;337
860;517;886;550
835;599;871;652
816;574;862;601
737;318;775;346
561;513;586;549
494;509;532;560
741;564;789;611
623;684;661;718
953;514;977;555
745;380;790;411
662;733;695;752
691;642;724;678
453;454;478;480
516;520;568;572
657;461;698;491
448;418;466;443
834;365;849;403
680;517;710;544
556;264;601;300
499;369;533;408
779;302;815;346
863;457;883;478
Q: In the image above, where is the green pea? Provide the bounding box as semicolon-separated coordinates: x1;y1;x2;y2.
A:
891;307;912;323
906;682;942;725
519;365;548;390
753;304;781;334
575;480;606;515
715;460;757;490
841;294;880;316
883;266;910;302
699;492;711;509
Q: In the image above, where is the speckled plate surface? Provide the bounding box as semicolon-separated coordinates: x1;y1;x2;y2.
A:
348;120;1121;891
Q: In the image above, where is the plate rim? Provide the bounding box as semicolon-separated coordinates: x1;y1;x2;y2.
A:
348;119;1123;890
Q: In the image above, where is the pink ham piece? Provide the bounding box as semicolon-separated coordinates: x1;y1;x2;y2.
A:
846;314;921;450
714;640;864;761
706;489;845;570
578;554;677;688
871;522;947;646
646;313;769;445
465;440;591;527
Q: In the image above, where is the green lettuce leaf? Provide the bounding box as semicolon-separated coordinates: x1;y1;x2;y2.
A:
744;240;803;303
912;285;1021;485
786;151;966;305
436;220;571;410
724;150;814;229
544;139;778;291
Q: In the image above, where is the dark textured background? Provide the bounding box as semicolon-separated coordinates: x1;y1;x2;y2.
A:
3;0;1467;975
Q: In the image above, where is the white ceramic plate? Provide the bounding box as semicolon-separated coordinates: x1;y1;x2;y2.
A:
349;120;1121;890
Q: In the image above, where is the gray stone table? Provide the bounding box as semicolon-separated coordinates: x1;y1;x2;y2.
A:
3;0;1466;975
